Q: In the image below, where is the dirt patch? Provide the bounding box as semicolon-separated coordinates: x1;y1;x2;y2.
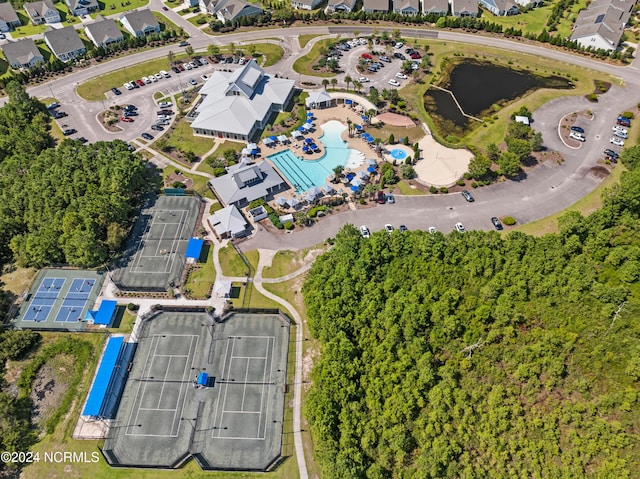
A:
30;357;73;429
98;109;123;132
590;166;611;179
164;171;193;189
374;112;416;127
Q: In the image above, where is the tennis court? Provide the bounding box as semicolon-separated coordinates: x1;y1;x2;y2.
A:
15;270;104;331
111;196;201;291
103;311;290;470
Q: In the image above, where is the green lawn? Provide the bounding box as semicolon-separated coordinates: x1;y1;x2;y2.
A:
90;0;150;18
298;34;321;49
243;250;260;274
230;282;282;310
11;12;48;38
165;118;215;158
262;243;327;279
77;53;188;100
152;11;182;34
292;38;338;78
184;243;215;298
395;180;428;195
256;43;285;67
516;164;627;236
187;14;210;26
219;245;249;277
161;164;214;198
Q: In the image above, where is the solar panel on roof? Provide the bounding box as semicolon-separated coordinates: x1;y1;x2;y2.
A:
595;13;605;23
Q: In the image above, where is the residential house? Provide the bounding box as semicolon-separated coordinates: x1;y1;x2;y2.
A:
570;0;635;51
208;161;289;208
478;0;519;15
326;0;357;12
362;0;390;12
421;0;448;15
44;26;86;61
450;0;478;16
24;0;60;25
207;205;249;239
0;3;21;32
290;0;323;10
119;9;160;38
190;60;296;142
393;0;420;14
514;0;541;7
200;0;263;23
2;38;44;69
65;0;99;16
85;17;124;48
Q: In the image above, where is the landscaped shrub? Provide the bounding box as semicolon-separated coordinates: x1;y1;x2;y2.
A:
359;198;366;204
308;205;327;218
471;181;478;188
440;187;449;193
126;303;138;311
429;185;438;194
622;111;634;119
503;216;516;226
586;94;598;102
284;222;294;230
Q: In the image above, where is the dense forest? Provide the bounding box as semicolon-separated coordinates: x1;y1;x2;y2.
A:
303;147;640;478
0;82;153;269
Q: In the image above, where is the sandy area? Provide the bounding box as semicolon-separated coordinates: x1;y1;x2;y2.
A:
374;112;415;127
415;126;472;187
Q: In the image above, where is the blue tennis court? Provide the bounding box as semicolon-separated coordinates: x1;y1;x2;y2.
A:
22;277;66;322
23;303;54;322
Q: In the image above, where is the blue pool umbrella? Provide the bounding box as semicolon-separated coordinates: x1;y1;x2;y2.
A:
298;126;306;131
367;137;375;143
305;138;313;143
345;99;353;105
270;135;277;142
355;125;362;130
350;185;359;192
367;166;376;173
307;112;313;117
251;149;258;155
361;115;368;121
310;143;317;148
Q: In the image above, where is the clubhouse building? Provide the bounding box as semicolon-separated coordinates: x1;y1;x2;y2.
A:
188;60;296;142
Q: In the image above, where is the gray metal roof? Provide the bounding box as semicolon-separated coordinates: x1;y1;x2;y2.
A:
44;26;85;57
24;0;56;19
216;0;263;21
363;0;390;10
2;38;42;66
571;0;632;49
85;17;123;46
120;9;158;33
0;3;19;23
421;0;449;12
327;0;357;8
393;0;419;11
208;205;248;237
209;160;288;206
451;0;478;14
67;0;99;12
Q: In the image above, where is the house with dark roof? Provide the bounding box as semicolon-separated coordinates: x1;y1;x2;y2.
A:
65;0;99;16
208;161;289;208
200;0;263;23
24;0;60;25
479;0;519;15
0;3;21;32
393;0;420;13
85;17;124;48
2;38;44;69
119;9;160;38
451;0;478;16
362;0;390;12
570;0;635;51
190;59;296;142
290;0;323;9
421;0;448;14
44;26;86;61
326;0;357;11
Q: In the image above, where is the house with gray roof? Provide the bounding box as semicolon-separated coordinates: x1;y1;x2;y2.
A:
2;38;44;69
451;0;478;16
119;9;160;38
290;0;323;9
0;3;21;32
208;161;289;208
66;0;99;16
85;17;124;48
44;26;86;61
362;0;390;12
421;0;448;14
207;205;249;239
190;59;296;142
24;0;60;25
326;0;357;12
479;0;519;15
393;0;420;13
200;0;263;23
570;0;635;51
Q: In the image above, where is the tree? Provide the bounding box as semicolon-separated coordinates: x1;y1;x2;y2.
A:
167;50;175;65
322;79;330;89
530;131;543;152
229;42;235;54
506;137;532;162
468;154;492;179
401;164;415;179
352;80;362;92
207;44;220;57
333;165;344;177
486;143;500;161
344;75;352;90
330;78;338;89
368;88;380;106
185;45;194;58
497;151;521;177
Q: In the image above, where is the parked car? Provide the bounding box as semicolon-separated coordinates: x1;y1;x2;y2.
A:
46;102;60;110
428;226;437;234
569;131;586;142
361;53;372;59
410;53;421;59
200;57;209;64
385;224;395;233
360;225;370;238
111;87;121;95
123;82;134;90
394;42;404;48
396;72;407;79
130;81;139;88
158;101;173;109
455;222;466;233
604;149;619;159
617;118;631;127
398;225;408;233
367;66;378;73
179;41;190;47
358;77;369;83
570;125;585;133
120;117;134;122
177;63;185;71
189;61;198;69
612;125;628;134
123;104;136;111
141;132;154;140
386;194;395;204
610;137;625;146
201;74;209;81
62;128;76;136
160;70;170;78
393;52;406;60
157;110;174;116
171;66;180;74
377;190;385;204
154;73;163;81
461;190;474;202
142;76;151;84
614;130;628;139
380;56;391;62
77;137;88;144
491;217;503;231
184;63;193;70
123;110;138;117
135;79;145;87
188;78;197;86
151;124;164;131
150;75;158;82
388;79;401;87
52;111;67;119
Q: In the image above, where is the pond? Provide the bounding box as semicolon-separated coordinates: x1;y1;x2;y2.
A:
424;60;574;137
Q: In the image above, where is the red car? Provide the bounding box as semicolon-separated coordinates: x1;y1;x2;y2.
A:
361;53;372;59
135;79;145;87
410;53;421;59
120;117;134;122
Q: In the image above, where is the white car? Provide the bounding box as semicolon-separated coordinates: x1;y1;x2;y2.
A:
154;73;163;80
395;42;404;48
184;63;193;70
396;72;408;79
150;75;159;82
612;126;628;135
610;137;625;147
388;79;401;87
158;101;173;109
123;82;134;90
455;222;466;233
200;74;209;81
569;131;586;142
360;225;370;238
199;58;209;64
142;76;151;84
385;224;394;234
160;70;170;78
428;226;437;234
239;57;246;65
358;76;370;83
614;130;628;139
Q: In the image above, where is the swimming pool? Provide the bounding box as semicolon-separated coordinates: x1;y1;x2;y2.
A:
389;148;407;160
268;120;365;193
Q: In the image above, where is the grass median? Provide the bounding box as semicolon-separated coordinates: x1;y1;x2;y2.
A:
292;38;338;78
